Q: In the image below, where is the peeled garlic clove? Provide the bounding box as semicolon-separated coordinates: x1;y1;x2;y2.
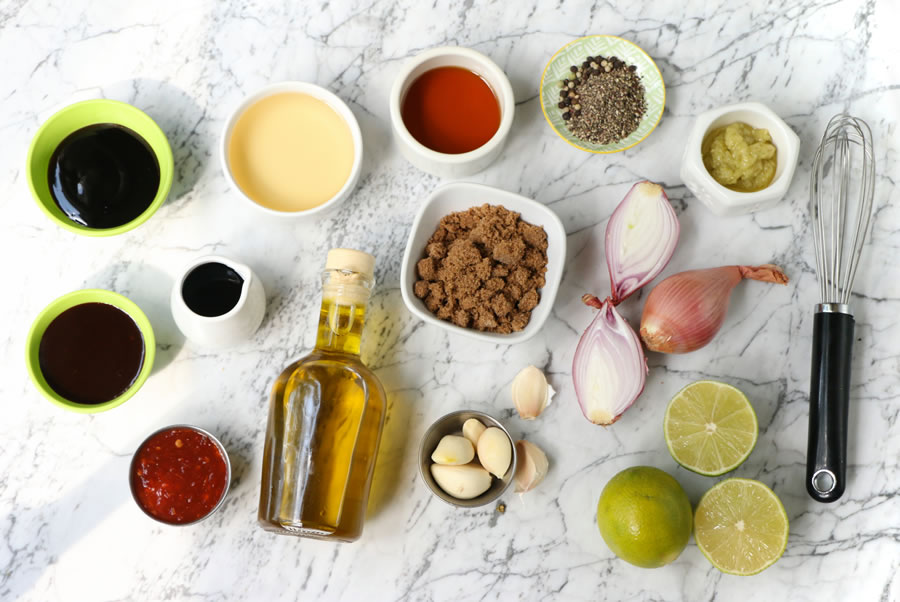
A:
511;365;555;420
514;440;549;493
462;418;487;446
431;435;475;466
477;427;512;477
430;463;492;500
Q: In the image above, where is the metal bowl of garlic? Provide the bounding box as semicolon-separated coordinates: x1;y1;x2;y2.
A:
418;410;517;508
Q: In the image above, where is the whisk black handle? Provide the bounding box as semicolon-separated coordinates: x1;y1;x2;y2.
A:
806;309;854;503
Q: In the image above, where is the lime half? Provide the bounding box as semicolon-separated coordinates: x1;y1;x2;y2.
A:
664;380;758;476
694;478;789;575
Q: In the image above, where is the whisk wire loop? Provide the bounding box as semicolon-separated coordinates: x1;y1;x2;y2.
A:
809;114;875;306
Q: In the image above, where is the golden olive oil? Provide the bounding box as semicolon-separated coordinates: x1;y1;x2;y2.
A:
258;250;386;542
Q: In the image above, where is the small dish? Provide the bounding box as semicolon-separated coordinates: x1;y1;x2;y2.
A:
389;46;515;178
26;99;174;236
419;410;517;508
540;35;665;154
220;81;363;219
25;289;156;413
170;255;266;348
130;424;231;526
680;101;801;216
400;181;566;345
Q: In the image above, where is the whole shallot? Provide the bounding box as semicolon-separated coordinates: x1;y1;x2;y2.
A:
640;264;789;354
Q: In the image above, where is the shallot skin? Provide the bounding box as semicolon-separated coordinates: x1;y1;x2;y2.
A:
640;264;788;354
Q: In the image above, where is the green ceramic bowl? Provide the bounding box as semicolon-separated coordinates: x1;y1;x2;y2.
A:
540;35;665;153
25;289;156;413
26;99;174;236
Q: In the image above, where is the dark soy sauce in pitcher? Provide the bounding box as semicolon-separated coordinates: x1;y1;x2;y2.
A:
182;263;245;317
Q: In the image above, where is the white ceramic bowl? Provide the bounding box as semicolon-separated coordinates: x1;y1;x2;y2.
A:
400;182;566;344
389;47;515;179
220;81;363;219
680;101;800;216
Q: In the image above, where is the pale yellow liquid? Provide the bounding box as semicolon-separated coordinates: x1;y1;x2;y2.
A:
258;285;387;542
228;92;354;212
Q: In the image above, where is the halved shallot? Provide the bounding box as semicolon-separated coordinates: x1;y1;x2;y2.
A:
640;264;789;354
572;295;648;425
606;181;680;304
572;181;678;426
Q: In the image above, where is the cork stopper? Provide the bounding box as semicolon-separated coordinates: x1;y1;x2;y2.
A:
325;248;375;278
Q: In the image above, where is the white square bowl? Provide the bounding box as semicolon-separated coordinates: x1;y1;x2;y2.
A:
680;101;800;216
400;182;567;344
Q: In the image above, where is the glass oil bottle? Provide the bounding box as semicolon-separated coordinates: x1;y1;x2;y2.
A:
258;249;386;542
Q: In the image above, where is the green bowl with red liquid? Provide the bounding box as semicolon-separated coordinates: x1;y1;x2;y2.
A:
25;289;156;413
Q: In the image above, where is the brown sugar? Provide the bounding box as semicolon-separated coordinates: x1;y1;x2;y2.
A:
413;204;549;334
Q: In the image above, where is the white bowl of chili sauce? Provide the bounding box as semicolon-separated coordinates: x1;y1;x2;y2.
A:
130;425;231;526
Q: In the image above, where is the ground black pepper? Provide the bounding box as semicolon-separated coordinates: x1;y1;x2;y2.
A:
558;55;647;145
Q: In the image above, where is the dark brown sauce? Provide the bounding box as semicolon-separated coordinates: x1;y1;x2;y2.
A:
182;263;244;317
39;302;145;404
48;123;160;229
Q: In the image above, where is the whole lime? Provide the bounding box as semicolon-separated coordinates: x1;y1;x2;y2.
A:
596;466;692;568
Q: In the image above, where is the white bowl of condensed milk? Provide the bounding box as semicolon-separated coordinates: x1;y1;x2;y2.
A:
221;82;363;219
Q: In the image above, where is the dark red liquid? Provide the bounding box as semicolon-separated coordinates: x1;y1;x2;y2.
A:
132;427;229;524
401;66;501;154
38;302;145;404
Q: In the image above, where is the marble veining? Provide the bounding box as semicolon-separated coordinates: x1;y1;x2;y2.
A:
1;0;898;600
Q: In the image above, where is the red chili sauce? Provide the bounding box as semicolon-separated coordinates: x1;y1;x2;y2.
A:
131;427;228;524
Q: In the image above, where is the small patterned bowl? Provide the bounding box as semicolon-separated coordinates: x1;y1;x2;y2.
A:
540;35;665;153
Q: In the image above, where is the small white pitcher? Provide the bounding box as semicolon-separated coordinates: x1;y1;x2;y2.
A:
170;255;266;348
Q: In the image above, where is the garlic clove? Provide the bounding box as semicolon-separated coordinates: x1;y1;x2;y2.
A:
511;365;555;420
477;427;512;477
462;418;487;446
514;440;549;493
431;435;475;466
430;463;492;500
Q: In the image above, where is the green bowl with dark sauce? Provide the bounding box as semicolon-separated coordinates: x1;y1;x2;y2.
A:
26;99;173;236
25;289;156;413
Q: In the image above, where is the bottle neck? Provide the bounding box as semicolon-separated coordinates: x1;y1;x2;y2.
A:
313;269;373;356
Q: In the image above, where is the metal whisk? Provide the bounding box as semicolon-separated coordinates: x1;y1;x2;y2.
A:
807;113;875;503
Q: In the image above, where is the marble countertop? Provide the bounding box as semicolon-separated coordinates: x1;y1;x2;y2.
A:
2;0;898;600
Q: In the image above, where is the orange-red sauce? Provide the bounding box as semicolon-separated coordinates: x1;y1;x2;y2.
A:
401;66;501;154
132;427;228;524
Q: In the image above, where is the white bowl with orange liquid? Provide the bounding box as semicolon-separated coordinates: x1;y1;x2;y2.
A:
389;47;515;179
220;82;363;219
